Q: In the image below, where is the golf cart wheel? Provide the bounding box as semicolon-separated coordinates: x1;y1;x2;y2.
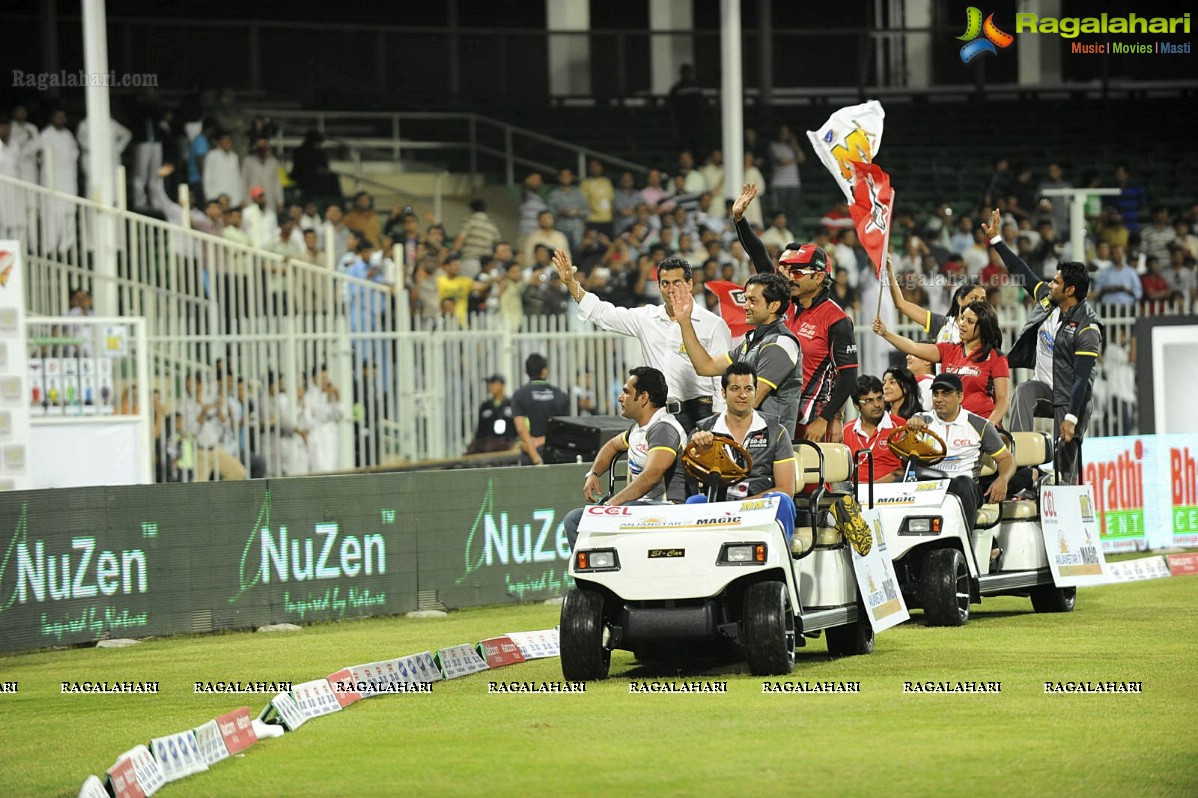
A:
1030;585;1076;613
742;581;796;676
825;606;875;657
921;548;970;627
559;588;611;681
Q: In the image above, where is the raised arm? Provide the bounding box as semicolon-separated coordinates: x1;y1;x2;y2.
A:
871;316;941;362
981;208;1040;288
885;254;933;327
732;183;774;274
670;286;734;377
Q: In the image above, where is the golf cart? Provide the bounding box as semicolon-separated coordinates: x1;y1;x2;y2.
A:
559;437;877;681
866;425;1077;626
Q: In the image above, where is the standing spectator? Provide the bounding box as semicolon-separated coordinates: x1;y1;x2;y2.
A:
242;136;283;215
668;64;704;155
265;216;302;313
9;104;40;185
677;150;707;195
0;116;26;240
263;372;299;476
498;261;527;332
699;150;725;199
127;90;165;211
436;252;473;327
547;167;589;254
741;152;767;229
344;191;382;248
759;210;793;253
580;159;615;238
522;210;570;265
640;168;671;214
453;199;502;276
1037;162;1073;237
1163;248;1196;304
290;129;340;202
1093;255;1143;307
1106;164;1148;232
323;203;350;264
77;115;131;199
39;109;80;252
186;118;215;205
1140;207;1177;263
304;365;343;473
982;156;1014;207
518;172;549;244
1140;257;1173;304
203;131;242;207
611;171;641;238
511;353;570;466
768;125;804;226
242;185;279;248
346;240;385;363
468;374;519;454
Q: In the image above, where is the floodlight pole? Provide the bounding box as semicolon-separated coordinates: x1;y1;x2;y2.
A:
82;0;118;316
720;0;744;202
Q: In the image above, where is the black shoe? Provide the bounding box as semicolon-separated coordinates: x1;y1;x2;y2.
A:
989;546;1003;572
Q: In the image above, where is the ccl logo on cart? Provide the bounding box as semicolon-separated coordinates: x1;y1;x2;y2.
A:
586;506;632;516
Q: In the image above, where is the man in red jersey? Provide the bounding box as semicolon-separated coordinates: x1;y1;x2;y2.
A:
842;374;906;483
731;182;859;442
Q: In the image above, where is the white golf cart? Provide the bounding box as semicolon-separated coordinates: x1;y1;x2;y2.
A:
864;426;1077;626
560;437;877;680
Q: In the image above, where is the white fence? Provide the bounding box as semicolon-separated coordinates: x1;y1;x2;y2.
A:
5;173;1186;482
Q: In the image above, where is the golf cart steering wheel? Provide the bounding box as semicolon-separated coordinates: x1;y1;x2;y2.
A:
682;432;754;487
886;425;948;466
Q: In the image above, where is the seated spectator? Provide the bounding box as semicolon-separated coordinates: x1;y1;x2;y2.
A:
881;366;923;420
523;210;570;265
760;210;793;251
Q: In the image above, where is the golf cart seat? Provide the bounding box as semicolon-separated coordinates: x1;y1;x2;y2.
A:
791;442;854;556
976;431;1055;526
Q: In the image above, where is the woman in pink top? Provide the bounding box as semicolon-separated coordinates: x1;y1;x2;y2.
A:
872;300;1010;426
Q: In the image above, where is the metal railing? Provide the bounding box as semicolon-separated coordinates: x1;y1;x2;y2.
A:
257;110;652;189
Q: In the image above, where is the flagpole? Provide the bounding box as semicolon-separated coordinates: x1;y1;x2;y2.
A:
876;188;895;319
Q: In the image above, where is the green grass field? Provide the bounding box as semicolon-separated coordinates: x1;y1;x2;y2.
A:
2;574;1196;798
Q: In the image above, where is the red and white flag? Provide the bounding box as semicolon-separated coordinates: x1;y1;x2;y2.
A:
703;280;751;339
806;100;886;201
849;160;895;279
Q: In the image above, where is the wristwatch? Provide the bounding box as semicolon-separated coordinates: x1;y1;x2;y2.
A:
584;470;598;481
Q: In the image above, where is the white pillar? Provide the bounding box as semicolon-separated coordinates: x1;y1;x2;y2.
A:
720;0;744;202
903;0;932;88
1041;187;1120;263
1018;0;1060;85
650;0;694;95
82;0;117;315
547;0;590;98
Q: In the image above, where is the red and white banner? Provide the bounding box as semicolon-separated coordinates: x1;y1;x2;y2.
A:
704;280;751;338
805;100;886;202
849;161;896;279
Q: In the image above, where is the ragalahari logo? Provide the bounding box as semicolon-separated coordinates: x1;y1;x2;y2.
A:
958;7;1015;63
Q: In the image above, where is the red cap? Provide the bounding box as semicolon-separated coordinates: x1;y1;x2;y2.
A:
778;244;829;272
250;186;265;199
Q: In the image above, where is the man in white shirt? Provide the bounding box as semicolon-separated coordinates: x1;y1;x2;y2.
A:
10;105;40;184
553;250;732;432
563;366;688;549
203;130;242;207
40;109;80;252
0;116;27;239
905;373;1014;535
242;185;279;248
760;211;793;252
77;116;132;197
242;136;283;214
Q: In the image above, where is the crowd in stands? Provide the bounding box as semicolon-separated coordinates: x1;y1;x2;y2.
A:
6;91;1198;479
